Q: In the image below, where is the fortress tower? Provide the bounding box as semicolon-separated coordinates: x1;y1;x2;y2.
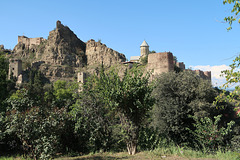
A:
140;40;149;57
8;59;22;79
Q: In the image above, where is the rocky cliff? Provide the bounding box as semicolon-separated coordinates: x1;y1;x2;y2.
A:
11;20;126;82
86;39;126;66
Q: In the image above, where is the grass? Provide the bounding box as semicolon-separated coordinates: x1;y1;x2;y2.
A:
1;147;240;160
54;148;240;160
0;156;27;160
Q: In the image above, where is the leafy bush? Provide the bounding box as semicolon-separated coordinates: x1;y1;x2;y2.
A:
138;127;171;151
5;105;68;159
190;115;234;152
5;88;69;159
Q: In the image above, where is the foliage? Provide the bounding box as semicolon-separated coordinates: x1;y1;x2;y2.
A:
190;115;235;152
138;127;172;151
51;80;79;108
0;55;8;101
215;56;240;110
100;67;154;155
0;55;15;112
149;50;156;54
5;107;67;159
223;0;240;30
71;92;118;153
71;67;154;155
151;70;217;144
5;88;68;159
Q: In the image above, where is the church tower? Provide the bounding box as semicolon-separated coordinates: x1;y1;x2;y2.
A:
140;40;149;57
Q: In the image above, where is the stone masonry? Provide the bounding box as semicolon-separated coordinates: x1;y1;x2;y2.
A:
147;52;174;75
137;40;212;81
8;59;22;79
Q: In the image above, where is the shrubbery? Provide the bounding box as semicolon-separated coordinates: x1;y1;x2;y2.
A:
0;60;240;159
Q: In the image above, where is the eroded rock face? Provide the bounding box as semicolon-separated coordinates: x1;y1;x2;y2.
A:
86;39;126;66
11;20;126;82
38;20;86;67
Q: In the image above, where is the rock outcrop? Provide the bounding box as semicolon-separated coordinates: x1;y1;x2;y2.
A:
10;20;126;82
86;39;126;66
38;20;86;67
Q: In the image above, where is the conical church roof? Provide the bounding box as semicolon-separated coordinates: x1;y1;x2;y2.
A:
140;40;149;47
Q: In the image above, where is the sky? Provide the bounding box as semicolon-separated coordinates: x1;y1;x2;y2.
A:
0;0;239;87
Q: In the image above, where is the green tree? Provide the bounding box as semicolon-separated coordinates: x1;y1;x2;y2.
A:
214;0;240;113
51;80;79;108
71;90;117;152
72;67;154;155
215;56;240;115
151;71;217;144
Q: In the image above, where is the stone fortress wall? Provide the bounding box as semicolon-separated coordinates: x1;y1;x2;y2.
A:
147;52;174;75
138;40;211;81
18;36;45;48
192;70;211;80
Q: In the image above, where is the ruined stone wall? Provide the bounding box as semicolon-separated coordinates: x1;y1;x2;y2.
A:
192;70;211;81
147;52;174;76
18;36;45;47
176;62;185;70
86;39;126;66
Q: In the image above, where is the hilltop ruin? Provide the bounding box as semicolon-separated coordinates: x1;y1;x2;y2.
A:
6;20;211;84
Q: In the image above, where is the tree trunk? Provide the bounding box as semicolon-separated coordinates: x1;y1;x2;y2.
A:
127;140;137;155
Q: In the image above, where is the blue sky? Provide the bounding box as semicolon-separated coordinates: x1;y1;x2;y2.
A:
0;0;239;86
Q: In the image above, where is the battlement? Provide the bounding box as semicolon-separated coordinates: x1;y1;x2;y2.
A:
18;36;45;47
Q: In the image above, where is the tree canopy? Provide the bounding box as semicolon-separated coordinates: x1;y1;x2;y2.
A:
151;71;218;144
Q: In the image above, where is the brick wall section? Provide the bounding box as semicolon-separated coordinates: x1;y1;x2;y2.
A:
147;52;174;76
